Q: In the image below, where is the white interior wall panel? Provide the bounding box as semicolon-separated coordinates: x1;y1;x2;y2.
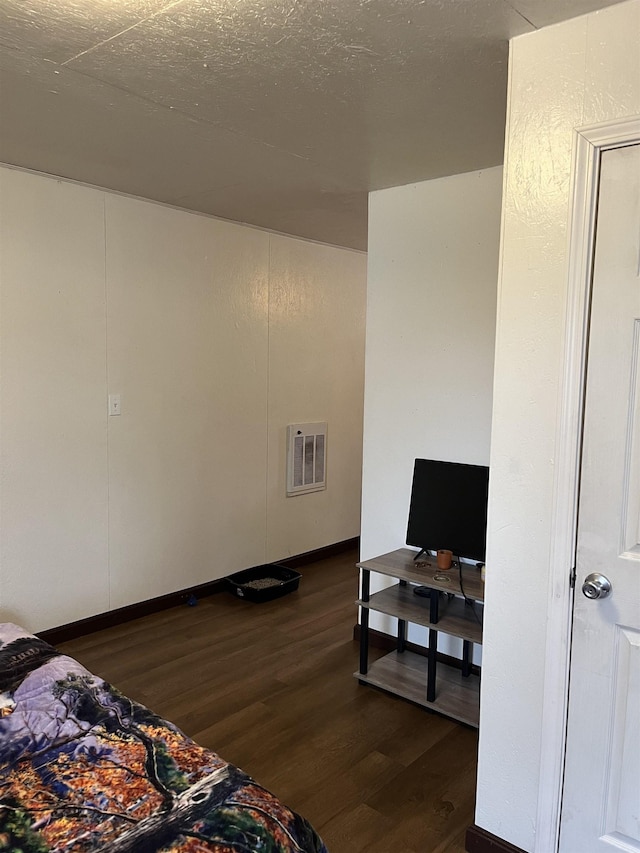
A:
0;169;109;629
362;166;502;660
105;196;270;609
477;3;640;849
266;236;366;562
0;166;366;632
362;167;501;559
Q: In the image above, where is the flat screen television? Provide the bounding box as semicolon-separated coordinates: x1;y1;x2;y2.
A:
406;459;489;563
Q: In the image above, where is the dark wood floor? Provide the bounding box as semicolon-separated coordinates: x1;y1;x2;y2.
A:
59;549;477;853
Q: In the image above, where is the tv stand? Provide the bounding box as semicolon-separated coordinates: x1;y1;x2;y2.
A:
355;548;483;727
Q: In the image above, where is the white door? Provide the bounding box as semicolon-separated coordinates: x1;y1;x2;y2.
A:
560;144;640;852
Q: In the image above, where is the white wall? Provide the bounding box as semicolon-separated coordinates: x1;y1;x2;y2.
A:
362;167;502;654
0;176;110;629
477;3;640;850
266;236;366;561
0;167;366;632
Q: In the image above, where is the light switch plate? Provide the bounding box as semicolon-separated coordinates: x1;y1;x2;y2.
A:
108;394;121;416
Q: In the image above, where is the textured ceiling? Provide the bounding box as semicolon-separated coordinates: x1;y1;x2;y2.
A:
0;0;626;249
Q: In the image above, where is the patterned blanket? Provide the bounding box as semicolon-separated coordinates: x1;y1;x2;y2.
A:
0;623;327;852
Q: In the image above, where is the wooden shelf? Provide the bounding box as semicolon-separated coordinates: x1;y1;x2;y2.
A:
354;650;480;728
357;548;484;602
356;548;483;724
357;583;483;644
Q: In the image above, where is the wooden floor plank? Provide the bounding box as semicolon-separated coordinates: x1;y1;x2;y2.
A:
59;549;477;852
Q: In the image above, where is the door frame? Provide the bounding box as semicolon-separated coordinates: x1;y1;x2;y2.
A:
535;115;640;853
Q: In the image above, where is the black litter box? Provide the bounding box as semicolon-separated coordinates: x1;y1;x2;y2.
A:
225;564;301;603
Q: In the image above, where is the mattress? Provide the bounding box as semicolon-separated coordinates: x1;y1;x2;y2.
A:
0;622;327;852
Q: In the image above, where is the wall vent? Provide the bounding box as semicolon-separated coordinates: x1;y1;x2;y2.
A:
286;422;327;496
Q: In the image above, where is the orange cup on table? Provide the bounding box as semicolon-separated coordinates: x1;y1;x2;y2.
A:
436;549;453;570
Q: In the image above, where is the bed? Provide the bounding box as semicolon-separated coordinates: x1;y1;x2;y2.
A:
0;623;328;852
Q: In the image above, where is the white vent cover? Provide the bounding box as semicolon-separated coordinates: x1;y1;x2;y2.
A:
286;422;327;496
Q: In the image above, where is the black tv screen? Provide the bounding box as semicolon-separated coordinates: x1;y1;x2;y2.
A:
406;459;489;563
